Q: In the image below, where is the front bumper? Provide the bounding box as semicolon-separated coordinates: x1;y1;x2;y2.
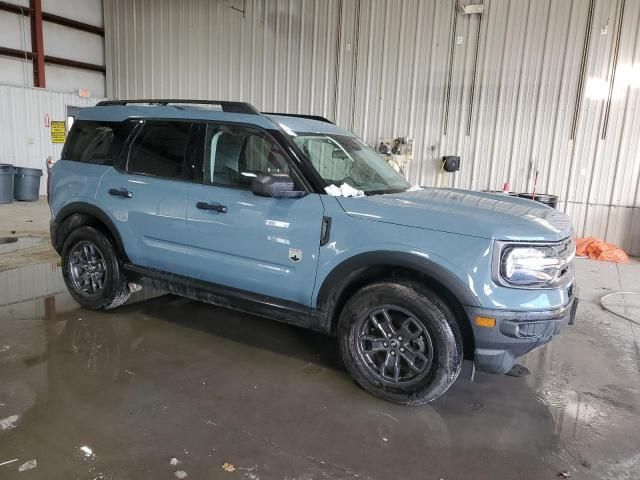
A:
466;294;578;374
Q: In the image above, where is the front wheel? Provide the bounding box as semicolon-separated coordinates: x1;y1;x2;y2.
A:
338;281;463;405
61;226;131;310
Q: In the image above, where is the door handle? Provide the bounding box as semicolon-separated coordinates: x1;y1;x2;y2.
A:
108;188;132;198
196;201;227;213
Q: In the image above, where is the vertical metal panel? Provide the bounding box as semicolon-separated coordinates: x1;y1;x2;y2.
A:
105;0;341;118
0;84;105;194
105;0;640;255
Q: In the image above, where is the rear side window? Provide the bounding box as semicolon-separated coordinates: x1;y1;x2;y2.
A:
127;121;198;181
63;121;135;165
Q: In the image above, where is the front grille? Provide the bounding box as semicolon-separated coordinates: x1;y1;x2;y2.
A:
551;237;575;288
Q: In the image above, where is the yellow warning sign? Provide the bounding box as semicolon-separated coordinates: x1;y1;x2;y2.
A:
51;121;66;143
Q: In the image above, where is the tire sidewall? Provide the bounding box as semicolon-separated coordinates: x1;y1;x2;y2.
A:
61;226;126;310
338;282;462;405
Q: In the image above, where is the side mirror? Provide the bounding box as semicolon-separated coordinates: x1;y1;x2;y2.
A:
252;173;306;198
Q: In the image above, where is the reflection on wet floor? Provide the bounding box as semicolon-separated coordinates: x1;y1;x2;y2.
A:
0;237;45;255
0;259;638;480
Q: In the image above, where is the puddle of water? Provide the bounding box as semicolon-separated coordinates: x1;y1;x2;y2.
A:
0;259;638;480
0;236;45;255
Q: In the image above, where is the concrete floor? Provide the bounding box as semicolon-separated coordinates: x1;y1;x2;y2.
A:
1;200;639;479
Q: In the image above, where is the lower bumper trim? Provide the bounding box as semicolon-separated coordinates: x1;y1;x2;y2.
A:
468;295;577;374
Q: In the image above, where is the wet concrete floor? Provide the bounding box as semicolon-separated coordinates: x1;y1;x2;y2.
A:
0;258;639;480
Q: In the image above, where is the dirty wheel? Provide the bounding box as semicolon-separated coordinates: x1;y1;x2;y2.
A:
338;281;462;405
61;226;130;310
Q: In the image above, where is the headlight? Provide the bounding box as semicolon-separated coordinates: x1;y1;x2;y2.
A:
494;239;575;288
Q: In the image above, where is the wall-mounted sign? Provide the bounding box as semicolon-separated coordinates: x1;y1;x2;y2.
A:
78;88;90;98
51;121;66;143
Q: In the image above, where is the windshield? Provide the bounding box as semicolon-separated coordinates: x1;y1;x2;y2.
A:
292;133;411;194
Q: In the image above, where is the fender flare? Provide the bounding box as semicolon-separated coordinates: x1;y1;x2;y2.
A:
314;251;481;331
53;202;128;260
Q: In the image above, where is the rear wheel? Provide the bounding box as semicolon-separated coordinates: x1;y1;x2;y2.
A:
61;226;130;310
338;281;463;405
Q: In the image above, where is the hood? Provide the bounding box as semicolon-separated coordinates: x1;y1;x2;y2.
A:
336;188;573;242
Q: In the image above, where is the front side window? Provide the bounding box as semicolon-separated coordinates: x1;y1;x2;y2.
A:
127;121;198;180
204;125;290;189
63;120;135;165
292;134;410;194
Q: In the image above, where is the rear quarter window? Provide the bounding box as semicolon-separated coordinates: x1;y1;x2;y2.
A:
63;121;136;166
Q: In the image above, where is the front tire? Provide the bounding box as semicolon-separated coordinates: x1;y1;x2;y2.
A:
61;226;130;310
338;281;463;405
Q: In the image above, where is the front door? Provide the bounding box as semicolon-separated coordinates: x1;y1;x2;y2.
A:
186;123;324;307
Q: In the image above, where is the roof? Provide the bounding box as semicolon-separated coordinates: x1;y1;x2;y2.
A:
76;105;277;130
76;103;355;137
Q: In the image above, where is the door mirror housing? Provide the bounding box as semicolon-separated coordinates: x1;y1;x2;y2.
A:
252;173;306;198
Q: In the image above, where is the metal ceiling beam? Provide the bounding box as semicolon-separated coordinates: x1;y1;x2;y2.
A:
44;54;106;73
42;11;105;37
0;46;106;73
0;1;32;15
0;1;105;36
0;45;34;60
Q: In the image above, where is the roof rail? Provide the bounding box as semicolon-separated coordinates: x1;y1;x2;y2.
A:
96;99;260;114
262;112;334;124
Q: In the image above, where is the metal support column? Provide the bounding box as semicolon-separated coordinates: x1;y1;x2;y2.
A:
29;0;45;87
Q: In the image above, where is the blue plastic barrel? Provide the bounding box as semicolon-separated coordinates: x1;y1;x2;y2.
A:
14;167;43;201
0;164;15;204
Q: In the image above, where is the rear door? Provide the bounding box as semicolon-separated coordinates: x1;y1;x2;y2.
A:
96;120;199;276
185;123;325;307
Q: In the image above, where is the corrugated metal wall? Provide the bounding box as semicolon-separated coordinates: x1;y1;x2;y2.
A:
105;0;640;255
0;84;105;193
0;0;107;96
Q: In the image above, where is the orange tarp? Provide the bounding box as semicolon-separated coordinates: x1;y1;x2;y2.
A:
576;237;629;263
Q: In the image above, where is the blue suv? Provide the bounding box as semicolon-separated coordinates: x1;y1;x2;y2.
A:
49;100;577;405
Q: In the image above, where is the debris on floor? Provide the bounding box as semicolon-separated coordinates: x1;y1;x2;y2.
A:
222;462;236;472
0;459;18;467
170;458;181;466
558;471;571;478
80;446;95;458
18;459;37;472
505;364;531;377
0;415;19;430
174;470;187;478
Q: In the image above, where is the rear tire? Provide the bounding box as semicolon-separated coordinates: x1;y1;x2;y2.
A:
61;226;130;310
338;281;463;405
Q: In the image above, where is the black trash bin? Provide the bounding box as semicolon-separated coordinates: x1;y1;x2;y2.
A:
0;164;15;204
518;193;558;209
14;167;43;201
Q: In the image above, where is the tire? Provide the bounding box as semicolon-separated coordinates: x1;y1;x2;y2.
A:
338;281;463;405
61;226;131;310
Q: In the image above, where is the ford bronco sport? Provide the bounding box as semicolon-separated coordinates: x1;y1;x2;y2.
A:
49;99;577;405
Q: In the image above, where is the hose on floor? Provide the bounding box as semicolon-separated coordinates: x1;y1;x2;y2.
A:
599;291;640;326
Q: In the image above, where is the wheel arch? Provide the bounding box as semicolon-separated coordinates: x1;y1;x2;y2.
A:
314;251;479;360
53;202;128;261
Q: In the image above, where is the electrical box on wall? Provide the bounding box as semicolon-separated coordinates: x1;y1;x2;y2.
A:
459;1;484;15
376;137;414;176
